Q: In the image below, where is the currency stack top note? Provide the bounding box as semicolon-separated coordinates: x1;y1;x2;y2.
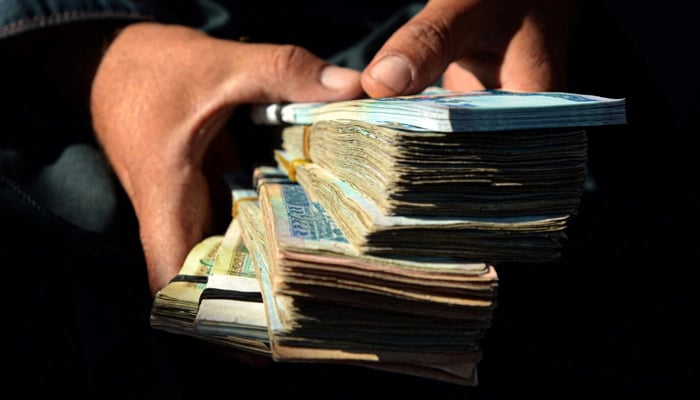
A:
251;89;627;132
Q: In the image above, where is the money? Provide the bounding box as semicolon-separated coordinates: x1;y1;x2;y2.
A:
150;235;221;334
151;221;270;355
236;193;486;385
256;179;498;309
193;218;269;345
272;113;590;262
152;87;628;385
280;121;587;217
286;158;569;262
252;89;626;132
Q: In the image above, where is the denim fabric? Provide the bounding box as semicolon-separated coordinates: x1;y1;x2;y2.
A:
0;0;255;39
0;0;151;38
0;0;423;43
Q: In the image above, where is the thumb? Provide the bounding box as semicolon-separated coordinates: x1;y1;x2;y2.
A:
361;0;472;98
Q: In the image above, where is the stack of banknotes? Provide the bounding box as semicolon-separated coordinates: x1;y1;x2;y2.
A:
242;167;496;385
151;89;627;385
269;90;625;263
252;88;627;132
150;215;271;356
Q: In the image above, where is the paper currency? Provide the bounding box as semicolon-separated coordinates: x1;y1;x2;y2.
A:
284;158;568;262
236;195;485;386
240;164;497;312
280;121;587;217
252;89;626;132
151;222;270;355
151;235;222;334
153;86;629;385
194;218;268;344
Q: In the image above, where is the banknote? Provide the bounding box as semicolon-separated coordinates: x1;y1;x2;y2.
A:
280;121;587;217
151;223;270;355
237;183;495;315
256;175;498;271
287;159;568;262
194;218;269;343
252;89;626;132
235;198;483;385
252;178;499;321
150;235;222;333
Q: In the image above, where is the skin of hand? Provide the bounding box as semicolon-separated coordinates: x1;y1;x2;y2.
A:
90;22;363;296
361;0;577;97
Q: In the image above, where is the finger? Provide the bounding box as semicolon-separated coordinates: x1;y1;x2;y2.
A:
361;0;477;98
496;10;572;92
139;169;213;295
222;42;364;104
140;114;241;296
442;62;486;92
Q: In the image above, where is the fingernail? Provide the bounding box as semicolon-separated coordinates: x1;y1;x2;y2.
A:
369;55;412;93
320;65;360;90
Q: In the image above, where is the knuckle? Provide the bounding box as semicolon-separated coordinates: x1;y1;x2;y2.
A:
405;19;451;61
269;44;308;78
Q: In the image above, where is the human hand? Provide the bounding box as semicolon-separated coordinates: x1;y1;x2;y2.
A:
90;22;363;296
361;0;576;97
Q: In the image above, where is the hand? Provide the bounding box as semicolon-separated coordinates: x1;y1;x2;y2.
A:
90;22;363;295
361;0;576;97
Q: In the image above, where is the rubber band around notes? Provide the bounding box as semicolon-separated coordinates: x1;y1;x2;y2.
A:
170;274;208;284
198;288;263;304
287;158;310;182
303;124;312;161
273;149;310;182
232;196;257;218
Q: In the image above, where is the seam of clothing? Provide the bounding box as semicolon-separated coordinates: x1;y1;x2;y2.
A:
0;172;88;239
0;173;140;263
0;9;147;38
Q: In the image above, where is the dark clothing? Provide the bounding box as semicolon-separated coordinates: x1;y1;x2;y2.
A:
1;1;697;398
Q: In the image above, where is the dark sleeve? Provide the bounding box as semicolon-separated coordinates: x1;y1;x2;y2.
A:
0;0;239;38
0;0;220;123
0;0;153;39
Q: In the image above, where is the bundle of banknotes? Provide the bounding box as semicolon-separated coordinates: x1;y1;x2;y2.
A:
252;88;627;132
242;170;497;384
266;89;625;263
150;216;271;356
152;89;627;385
